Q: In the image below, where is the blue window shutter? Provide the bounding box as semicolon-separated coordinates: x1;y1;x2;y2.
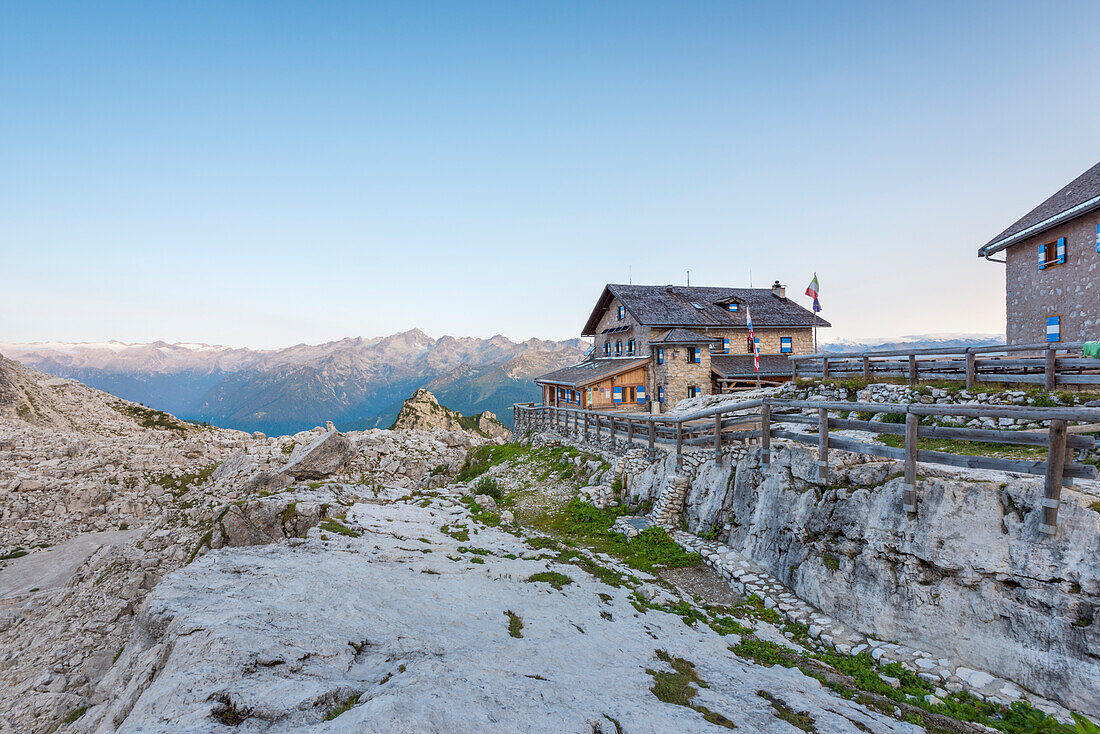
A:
637;386;646;404
1038;242;1046;270
723;338;729;353
1096;224;1099;253
1046;316;1060;343
613;386;622;405
658;386;664;403
1057;237;1066;264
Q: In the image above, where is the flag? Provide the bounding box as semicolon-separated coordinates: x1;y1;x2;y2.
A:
746;306;760;373
805;274;819;299
806;273;822;313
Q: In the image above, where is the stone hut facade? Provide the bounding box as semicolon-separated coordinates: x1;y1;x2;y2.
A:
535;282;828;412
979;161;1100;345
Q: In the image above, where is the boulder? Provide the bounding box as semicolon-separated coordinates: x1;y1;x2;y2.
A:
280;430;355;480
209;491;338;549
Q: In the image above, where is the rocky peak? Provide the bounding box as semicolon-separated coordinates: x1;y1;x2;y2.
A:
389;389;508;438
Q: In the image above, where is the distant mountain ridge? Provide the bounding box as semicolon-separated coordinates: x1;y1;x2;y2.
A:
819;333;1005;353
0;331;587;435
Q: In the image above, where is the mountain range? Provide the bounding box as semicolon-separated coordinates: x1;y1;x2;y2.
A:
0;331;587;435
0;331;1005;436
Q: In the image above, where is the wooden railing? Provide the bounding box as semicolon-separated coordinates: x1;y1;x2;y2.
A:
788;342;1100;390
512;399;1100;535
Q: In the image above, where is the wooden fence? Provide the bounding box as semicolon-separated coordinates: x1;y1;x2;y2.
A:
512;399;1100;535
788;342;1100;390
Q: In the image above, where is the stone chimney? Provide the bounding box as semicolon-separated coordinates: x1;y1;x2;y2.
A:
771;280;786;299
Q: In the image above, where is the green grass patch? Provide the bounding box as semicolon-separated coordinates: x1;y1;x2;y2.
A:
325;693;360;720
319;520;361;538
527;571;574;590
0;548;28;560
758;691;816;732
505;610;524;638
527;499;700;573
62;706;88;724
149;464;218;496
113;402;191;431
647;650;734;729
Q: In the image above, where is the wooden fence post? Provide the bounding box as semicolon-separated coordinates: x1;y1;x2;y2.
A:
627;417;634;447
1044;348;1057;392
862;356;871;381
792;359;799;382
966;351;976;389
714;413;723;464
648;420;656;460
817;407;829;482
1040;419;1067;535
610;415;617;447
675;421;683;470
761;402;771;467
908;354;918;386
821;357;830;380
583;413;589;442
595;413;602;444
903;412;918;514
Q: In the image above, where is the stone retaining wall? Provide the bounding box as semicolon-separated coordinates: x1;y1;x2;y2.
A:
617;440;1100;715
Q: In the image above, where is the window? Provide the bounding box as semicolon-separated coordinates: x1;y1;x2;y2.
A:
1046;315;1061;343
746;336;755;352
603;342;610;357
1039;237;1066;269
691;302;704;310
690;347;701;363
656;348;664;365
727;302;739;312
780;337;793;354
627;339;635;356
657;386;665;403
618;305;625;320
615;340;622;356
687;386;698;398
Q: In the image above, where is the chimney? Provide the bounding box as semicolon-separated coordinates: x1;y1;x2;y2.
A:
771;280;786;299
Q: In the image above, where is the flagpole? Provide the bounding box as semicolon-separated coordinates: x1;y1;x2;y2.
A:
814;310;818;354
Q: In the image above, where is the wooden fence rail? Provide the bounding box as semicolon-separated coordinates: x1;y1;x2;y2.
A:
512;398;1100;535
787;342;1100;390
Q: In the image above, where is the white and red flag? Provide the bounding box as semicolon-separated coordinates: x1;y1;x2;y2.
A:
746;306;760;373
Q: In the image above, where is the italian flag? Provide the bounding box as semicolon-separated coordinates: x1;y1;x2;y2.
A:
806;274;822;313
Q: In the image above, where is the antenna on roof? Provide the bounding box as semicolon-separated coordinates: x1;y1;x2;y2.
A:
749;269;752;288
686;270;690;286
629;265;632;285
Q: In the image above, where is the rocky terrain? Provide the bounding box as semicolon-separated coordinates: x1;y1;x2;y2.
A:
389;388;509;438
6;354;1098;733
0;357;502;734
0;332;587;434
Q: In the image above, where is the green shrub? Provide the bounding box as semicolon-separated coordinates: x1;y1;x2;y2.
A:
472;475;505;502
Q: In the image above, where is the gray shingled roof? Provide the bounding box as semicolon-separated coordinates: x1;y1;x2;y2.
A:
711;354;792;378
534;357;651;388
979;161;1100;256
650;328;718;344
582;284;829;336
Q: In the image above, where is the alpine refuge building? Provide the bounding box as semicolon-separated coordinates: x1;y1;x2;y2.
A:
534;282;829;411
978;160;1100;345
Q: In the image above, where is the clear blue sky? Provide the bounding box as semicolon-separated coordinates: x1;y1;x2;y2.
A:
2;1;1099;348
